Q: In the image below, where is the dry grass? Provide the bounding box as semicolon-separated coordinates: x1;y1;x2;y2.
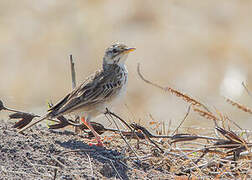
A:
225;98;252;115
1;65;252;179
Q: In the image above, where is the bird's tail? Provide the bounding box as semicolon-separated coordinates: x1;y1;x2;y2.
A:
18;114;50;133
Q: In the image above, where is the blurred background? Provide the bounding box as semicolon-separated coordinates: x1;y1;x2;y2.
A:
1;0;252;130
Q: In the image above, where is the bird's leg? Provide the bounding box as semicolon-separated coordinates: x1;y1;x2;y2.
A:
81;117;103;147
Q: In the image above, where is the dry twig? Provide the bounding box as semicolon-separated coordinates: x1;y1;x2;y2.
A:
105;109;141;161
69;54;79;133
225;97;252;115
85;152;94;178
172;105;191;135
193;107;219;126
137;63;210;112
242;82;252;98
110;160;123;180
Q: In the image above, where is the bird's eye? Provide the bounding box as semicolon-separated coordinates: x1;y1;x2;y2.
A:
112;49;118;53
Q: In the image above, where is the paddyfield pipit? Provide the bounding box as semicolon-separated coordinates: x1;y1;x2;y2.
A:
19;43;135;146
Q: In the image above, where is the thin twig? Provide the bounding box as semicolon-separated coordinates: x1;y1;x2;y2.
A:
51;155;80;180
242;82;252;98
172;104;191;135
105;109;140;161
5;103;84;131
5;107;39;117
70;54;76;89
225;97;252;115
137;63;211;112
140;128;164;153
69;54;79;133
193;107;218;127
85;152;94;178
51;156;67;169
176;146;203;176
7;55;81;132
105;109;133;131
183;160;216;173
194;148;209;164
110;160;123;180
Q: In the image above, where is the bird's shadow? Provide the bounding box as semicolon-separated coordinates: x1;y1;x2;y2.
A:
55;138;129;179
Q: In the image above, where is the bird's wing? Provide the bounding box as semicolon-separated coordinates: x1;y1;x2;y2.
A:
48;66;124;117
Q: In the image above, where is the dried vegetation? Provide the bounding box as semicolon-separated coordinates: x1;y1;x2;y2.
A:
0;64;252;179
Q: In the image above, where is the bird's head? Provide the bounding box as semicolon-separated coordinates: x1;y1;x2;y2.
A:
103;43;135;67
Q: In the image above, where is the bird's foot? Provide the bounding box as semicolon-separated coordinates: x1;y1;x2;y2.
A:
87;138;104;147
88;141;104;147
81;117;104;147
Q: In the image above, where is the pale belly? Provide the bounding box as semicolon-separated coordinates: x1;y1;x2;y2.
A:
71;82;127;119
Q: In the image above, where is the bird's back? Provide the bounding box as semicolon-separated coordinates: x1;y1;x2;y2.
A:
48;64;128;118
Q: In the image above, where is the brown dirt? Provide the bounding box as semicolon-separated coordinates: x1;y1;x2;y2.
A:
0;120;173;180
1;119;252;180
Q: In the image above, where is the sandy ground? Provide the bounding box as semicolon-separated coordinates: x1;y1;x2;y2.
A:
0;120;173;180
1;117;252;180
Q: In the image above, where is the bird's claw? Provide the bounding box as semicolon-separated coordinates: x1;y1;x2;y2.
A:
88;141;104;147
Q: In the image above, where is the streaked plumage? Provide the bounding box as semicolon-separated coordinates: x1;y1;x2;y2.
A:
48;63;128;118
18;43;135;146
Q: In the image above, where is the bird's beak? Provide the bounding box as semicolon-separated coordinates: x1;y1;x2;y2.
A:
123;48;136;54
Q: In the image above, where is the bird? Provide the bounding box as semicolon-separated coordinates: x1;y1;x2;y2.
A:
18;43;135;146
